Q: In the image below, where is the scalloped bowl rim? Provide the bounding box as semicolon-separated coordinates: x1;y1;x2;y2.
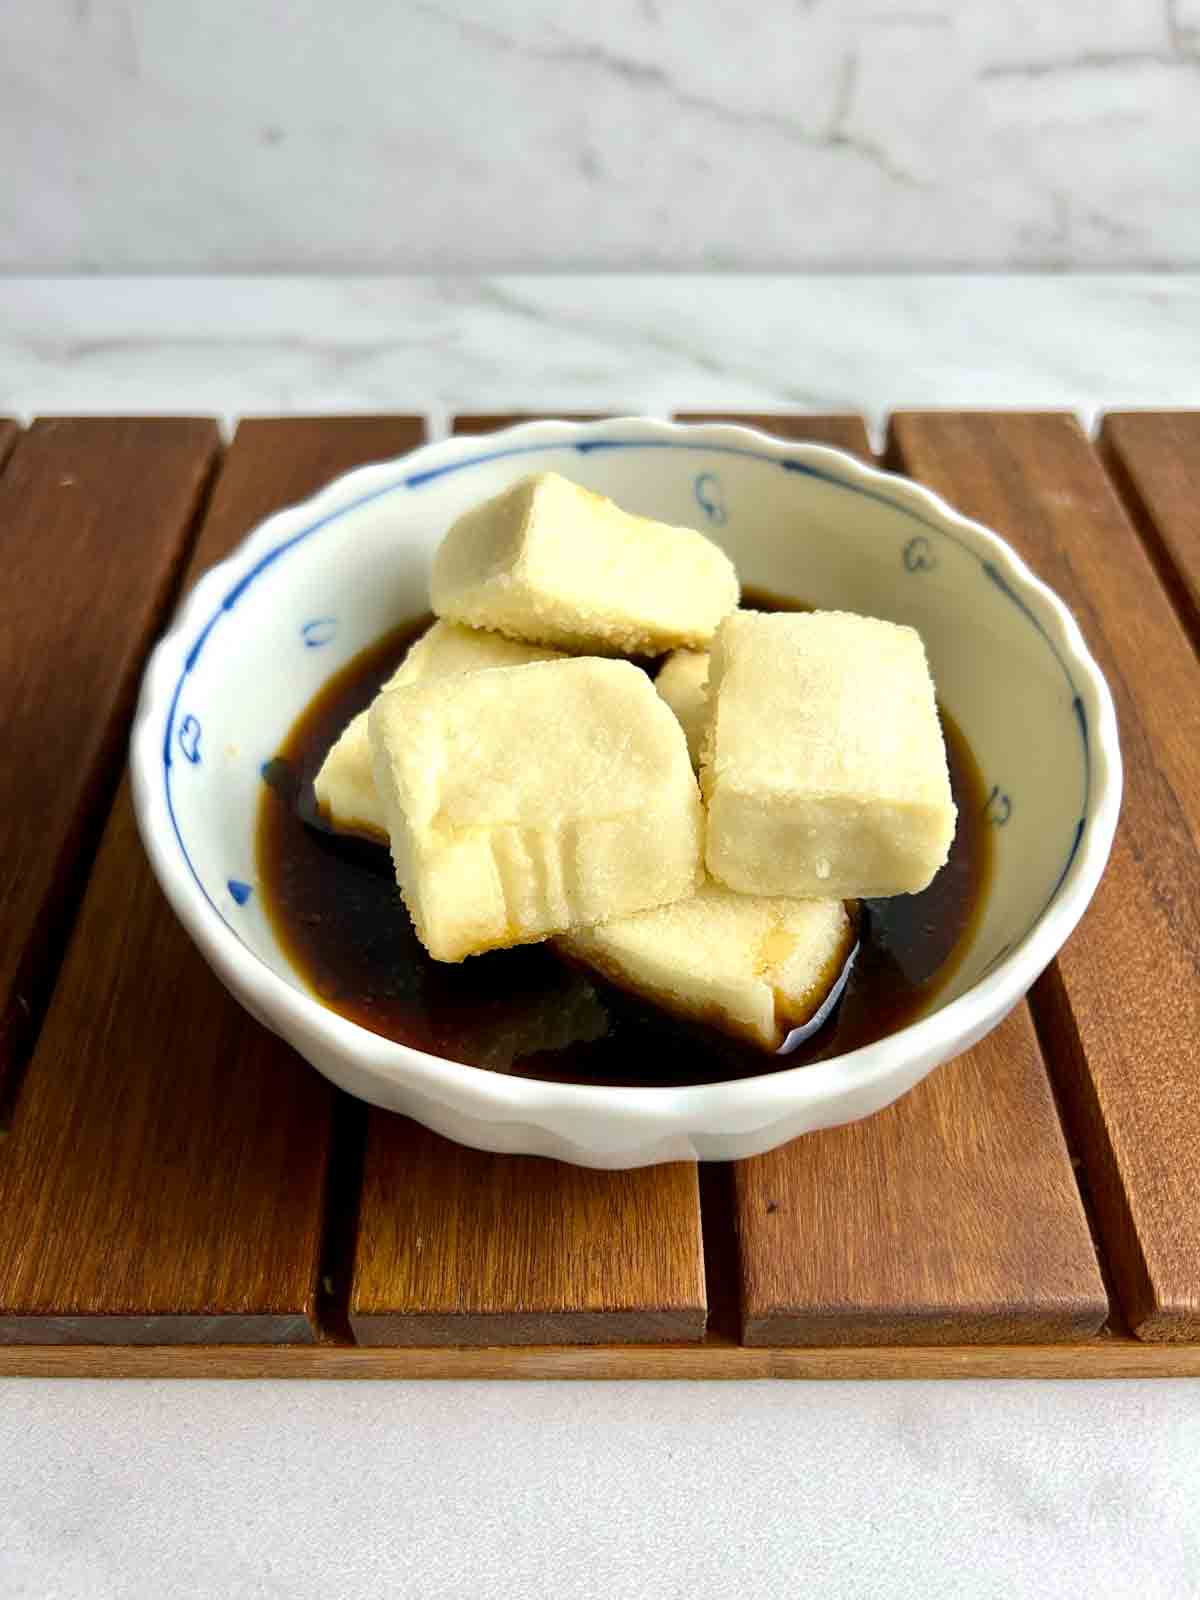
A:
130;417;1122;1142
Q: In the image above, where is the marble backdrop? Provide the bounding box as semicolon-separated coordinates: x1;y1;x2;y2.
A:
4;0;1198;271
5;275;1198;438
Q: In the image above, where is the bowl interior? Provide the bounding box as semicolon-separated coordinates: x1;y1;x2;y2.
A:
162;430;1090;1043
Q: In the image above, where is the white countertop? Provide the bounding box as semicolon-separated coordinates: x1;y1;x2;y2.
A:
2;274;1198;1600
4;273;1199;438
4;1379;1198;1599
9;2;1200;274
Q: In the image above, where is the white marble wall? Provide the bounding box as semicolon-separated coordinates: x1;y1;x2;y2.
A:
6;275;1199;437
4;0;1198;271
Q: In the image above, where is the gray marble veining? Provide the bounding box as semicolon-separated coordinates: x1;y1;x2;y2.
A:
2;274;1198;444
3;0;1198;271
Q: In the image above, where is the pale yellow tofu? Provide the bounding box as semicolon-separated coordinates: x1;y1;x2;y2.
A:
313;621;563;839
391;618;565;689
430;472;739;655
368;657;704;962
559;882;853;1051
703;611;956;898
654;648;709;769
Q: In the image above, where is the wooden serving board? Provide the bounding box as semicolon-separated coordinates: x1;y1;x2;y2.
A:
1;409;1198;1379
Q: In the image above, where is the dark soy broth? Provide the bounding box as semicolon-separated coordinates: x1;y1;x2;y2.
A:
257;595;992;1088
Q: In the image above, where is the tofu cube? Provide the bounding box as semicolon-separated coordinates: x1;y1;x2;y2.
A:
430;472;739;655
368;657;703;962
313;621;562;839
654;648;709;770
390;617;566;689
558;883;853;1052
703;611;956;898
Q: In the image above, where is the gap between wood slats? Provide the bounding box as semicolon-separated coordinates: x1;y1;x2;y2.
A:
1027;965;1133;1339
0;421;19;475
315;1094;369;1343
697;1163;741;1346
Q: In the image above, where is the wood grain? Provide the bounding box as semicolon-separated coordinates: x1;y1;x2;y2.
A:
0;417;427;1344
190;417;424;581
891;411;1200;1342
351;1123;706;1345
1100;412;1200;652
0;418;219;1111
1;1335;1197;1381
693;413;1108;1347
348;412;707;1347
738;1011;1107;1345
3;407;1194;1370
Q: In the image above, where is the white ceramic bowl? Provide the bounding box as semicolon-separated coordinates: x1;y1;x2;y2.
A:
130;418;1120;1168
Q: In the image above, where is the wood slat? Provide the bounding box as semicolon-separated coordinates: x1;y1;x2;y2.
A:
2;1335;1199;1381
0;417;426;1345
1100;412;1200;652
349;412;707;1347
352;1125;706;1346
0;418;219;1110
891;411;1200;1342
692;413;1108;1347
190;418;424;583
738;1011;1108;1345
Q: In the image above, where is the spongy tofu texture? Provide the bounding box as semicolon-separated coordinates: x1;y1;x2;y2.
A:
368;656;704;962
312;621;562;838
430;472;739;655
559;882;852;1051
703;610;956;898
391;619;565;688
654;649;709;770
